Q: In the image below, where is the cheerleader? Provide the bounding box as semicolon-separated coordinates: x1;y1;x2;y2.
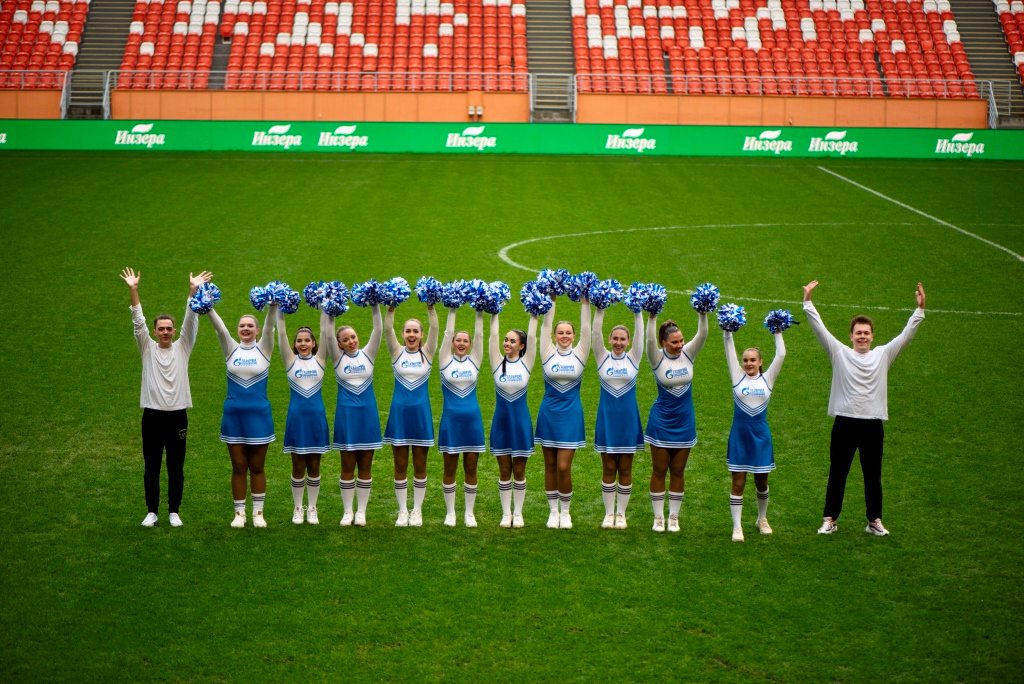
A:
489;311;539;528
324;304;383;527
535;296;592;529
276;314;331;525
383;304;439;527
591;306;645;530
645;311;708;533
437;307;486;527
208;303;278;528
723;329;785;541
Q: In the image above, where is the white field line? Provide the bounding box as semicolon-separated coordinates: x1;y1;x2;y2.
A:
817;166;1024;263
497;224;1023;317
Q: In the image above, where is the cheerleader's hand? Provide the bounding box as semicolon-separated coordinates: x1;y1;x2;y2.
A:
802;280;818;301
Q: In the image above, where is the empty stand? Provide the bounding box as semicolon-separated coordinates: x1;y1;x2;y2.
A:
0;0;87;88
994;0;1024;85
117;0;220;89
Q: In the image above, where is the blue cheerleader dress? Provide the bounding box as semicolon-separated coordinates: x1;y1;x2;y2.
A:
282;355;330;455
593;352;645;454
534;349;586;449
332;349;383;451
490;357;534;457
438;355;485;454
221;343;276;445
644;350;698;449
383;348;434;447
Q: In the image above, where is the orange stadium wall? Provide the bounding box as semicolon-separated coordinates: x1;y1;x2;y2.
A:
576;94;988;128
0;90;63;119
110;90;531;122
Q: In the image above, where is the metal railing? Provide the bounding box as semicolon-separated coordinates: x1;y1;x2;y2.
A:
0;70;71;118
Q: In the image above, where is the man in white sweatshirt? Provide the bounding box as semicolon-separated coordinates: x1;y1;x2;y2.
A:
803;280;926;537
121;267;211;528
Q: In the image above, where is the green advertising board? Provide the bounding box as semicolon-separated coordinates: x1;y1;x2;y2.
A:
1;119;1022;159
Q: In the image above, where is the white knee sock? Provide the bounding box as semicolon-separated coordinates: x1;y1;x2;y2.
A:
464;483;477;516
498;479;512;516
394;478;408;513
559;490;572;514
355;477;372;512
512;479;526;514
306;476;320;509
443;481;456;516
601;481;616;516
291;477;305;508
616;483;632;515
668;491;685;517
756;487;769;520
650;490;665;519
252;492;265;514
546;489;559;513
413;477;427;511
339;478;355;513
730;495;743;529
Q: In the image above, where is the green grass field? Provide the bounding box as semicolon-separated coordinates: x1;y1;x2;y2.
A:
1;151;1022;682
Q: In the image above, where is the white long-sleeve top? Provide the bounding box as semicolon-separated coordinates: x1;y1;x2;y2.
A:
207;307;277;384
724;330;785;416
131;303;198;410
591;308;644;397
803;301;925;420
323;305;383;394
645;312;708;393
439;308;485;395
539;299;592;390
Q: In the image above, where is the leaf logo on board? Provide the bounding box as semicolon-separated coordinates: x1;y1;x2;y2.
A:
462;126;487;136
318;124;370;150
114;122;166;148
809;130;859;156
824;130;847;141
445;125;497;151
951;132;974;143
252;124;303;149
935;131;985;157
759;130;783;140
268;124;292;135
622;128;645;138
334;125;358;135
605;127;657;153
742;129;793;154
131;123;155;134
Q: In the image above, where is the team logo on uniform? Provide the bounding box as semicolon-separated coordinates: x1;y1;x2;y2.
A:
445;125;497;151
808;130;860;156
252;124;303;149
114;123;166;148
317;124;369;150
742;129;794;155
935;132;985;157
605;127;657;153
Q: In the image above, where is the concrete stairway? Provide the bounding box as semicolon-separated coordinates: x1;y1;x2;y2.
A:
526;0;575;122
949;0;1024;126
66;0;133;118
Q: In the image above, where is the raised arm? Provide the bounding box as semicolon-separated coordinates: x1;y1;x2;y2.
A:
277;308;296;367
591;307;608;360
723;330;744;384
440;307;458;366
121;267;142;307
423;305;439;361
763;332;787;387
321;309;339;363
257;304;278;358
683;311;709;359
882;282;926;365
522;314;540;371
206;308;236;357
801;281;844;358
539;299;556;359
574;298;592;364
645;313;660;364
628;310;644;366
470;310;484;367
489;312;503;369
178;271;210;353
363;303;383;361
122;267;148;351
384;306;402;361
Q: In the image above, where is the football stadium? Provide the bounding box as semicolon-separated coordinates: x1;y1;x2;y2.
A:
2;0;1023;682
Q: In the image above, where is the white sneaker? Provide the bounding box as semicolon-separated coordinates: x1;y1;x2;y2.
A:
395;510;409;527
340;510;354;527
559;512;573;529
354;510;367;527
292;506;305;525
252;510;267;528
140;512;158;527
464;513;478;528
444;512;457;527
601;514;615;529
756;517;773;535
865;519;889;536
499;514;512;528
614;513;627;530
230;510;246;528
667;515;680;533
546;510;560;529
652;516;665;533
732;527;745;542
306;507;319;525
168;512;183;528
409;508;423;527
817;517;837;535
512;513;525;528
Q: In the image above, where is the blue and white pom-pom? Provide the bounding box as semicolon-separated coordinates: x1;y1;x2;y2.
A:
691;282;720;314
643;283;667;314
264;280;300;314
415;276;443;305
764;309;799;334
304;281;328;309
623;282;650;313
440;279;469;308
249;285;270;310
321;280;350;318
566;271;599;302
481;280;511;314
465;278;489;312
536;268;570;297
350;279;381;307
717;303;747;332
378;276;411;308
588;278;623;310
520;280;554;316
188;282;221;315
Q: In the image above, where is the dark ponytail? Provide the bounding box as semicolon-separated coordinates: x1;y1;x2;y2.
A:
501;329;527;376
658;320;680;348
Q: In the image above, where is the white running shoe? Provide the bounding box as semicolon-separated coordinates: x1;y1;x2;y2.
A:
732;527;745;542
464;513;478;528
614;513;627;530
512;513;525;528
252;510;267;528
395;510;410;527
409;508;423;527
667;515;680;533
230;510;246;528
306;507;319;525
865;519;889;536
354;510;367;527
546;510;560;529
559;512;572;529
168;513;183;528
756;518;773;535
140;512;158;528
499;514;513;528
652;516;665;533
601;514;615;529
292;506;305;525
444;512;457;527
340;511;354;527
817;517;837;535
